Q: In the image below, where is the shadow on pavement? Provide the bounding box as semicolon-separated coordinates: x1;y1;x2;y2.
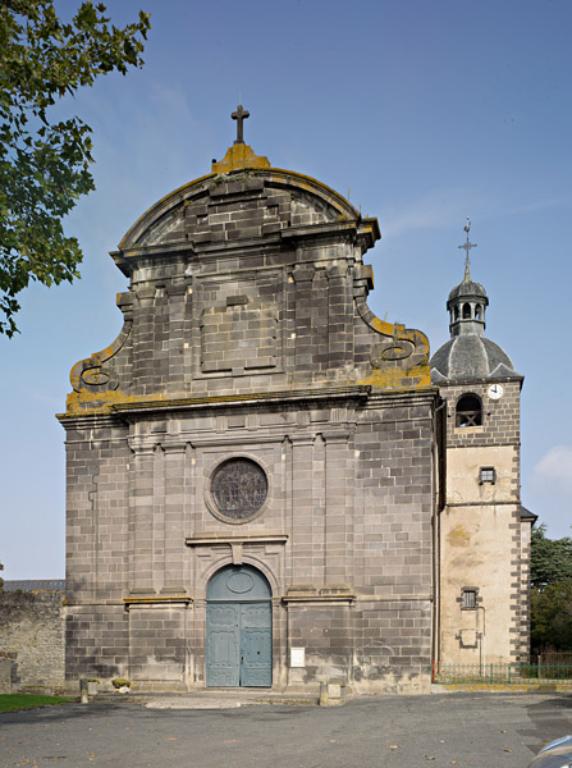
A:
518;695;572;756
0;700;129;726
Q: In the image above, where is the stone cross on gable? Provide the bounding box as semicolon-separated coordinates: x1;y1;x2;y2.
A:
458;218;477;282
232;104;250;144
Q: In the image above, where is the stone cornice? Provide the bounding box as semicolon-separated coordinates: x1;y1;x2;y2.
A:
58;386;441;424
112;218;375;265
282;585;356;605
367;390;438;407
444;500;520;508
109;385;371;417
122;595;192;609
436;373;524;386
55;412;122;429
185;534;288;547
282;596;355;604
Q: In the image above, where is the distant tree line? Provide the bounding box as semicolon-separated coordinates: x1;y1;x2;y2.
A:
530;525;572;652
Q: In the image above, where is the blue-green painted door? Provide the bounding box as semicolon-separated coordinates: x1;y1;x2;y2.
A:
206;603;240;687
206;566;272;688
240;603;272;687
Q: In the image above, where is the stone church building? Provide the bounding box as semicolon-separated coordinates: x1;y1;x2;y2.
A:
58;109;533;694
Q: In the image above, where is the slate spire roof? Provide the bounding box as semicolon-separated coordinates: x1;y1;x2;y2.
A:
430;224;521;384
430;335;518;384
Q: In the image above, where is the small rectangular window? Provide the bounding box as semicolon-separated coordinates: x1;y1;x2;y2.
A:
479;467;496;484
461;588;478;609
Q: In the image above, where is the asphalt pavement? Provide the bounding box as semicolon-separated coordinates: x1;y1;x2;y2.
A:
0;692;571;768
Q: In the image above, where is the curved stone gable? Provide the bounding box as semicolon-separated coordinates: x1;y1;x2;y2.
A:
62;161;430;417
118;167;362;256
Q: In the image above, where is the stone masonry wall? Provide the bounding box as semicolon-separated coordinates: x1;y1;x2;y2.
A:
0;590;64;692
438;377;529;667
62;162;436;693
65;605;128;683
444;380;521;451
62;390;436;693
66;169;429;414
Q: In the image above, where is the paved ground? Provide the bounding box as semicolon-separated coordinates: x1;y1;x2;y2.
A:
0;692;571;768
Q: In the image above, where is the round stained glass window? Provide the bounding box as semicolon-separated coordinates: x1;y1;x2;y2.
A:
211;458;268;521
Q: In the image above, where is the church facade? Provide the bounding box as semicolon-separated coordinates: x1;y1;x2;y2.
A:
58;111;533;694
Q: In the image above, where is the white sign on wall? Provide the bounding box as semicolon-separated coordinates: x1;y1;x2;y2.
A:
290;647;305;668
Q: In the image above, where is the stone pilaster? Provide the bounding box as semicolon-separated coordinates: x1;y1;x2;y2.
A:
162;445;186;593
324;432;350;585
290;436;314;582
128;445;155;594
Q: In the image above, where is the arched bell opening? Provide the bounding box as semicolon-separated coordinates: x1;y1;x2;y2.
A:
206;564;272;688
455;393;483;428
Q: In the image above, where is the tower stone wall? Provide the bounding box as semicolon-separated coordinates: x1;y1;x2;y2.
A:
437;380;526;666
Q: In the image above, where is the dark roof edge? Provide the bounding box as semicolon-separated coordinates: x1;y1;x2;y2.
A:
430;369;524;386
520;506;538;524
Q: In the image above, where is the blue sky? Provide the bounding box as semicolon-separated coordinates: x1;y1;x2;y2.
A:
1;0;571;579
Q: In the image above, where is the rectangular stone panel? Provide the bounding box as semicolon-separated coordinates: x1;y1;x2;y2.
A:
128;605;188;683
200;301;278;373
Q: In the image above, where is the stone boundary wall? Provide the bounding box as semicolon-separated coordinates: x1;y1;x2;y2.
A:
0;589;65;692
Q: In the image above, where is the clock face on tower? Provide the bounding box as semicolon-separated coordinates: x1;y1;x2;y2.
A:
487;383;504;400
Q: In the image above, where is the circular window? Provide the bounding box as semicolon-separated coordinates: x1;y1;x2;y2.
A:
211;458;268;522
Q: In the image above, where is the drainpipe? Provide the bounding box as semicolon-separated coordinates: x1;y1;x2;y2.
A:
431;398;447;682
477;605;486;676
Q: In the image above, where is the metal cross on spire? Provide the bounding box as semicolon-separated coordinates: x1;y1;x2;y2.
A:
458;218;478;282
231;104;250;145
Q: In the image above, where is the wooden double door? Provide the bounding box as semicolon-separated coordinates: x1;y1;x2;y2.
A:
206;565;272;688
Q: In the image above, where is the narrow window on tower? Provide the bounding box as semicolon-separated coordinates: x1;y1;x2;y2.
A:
479;466;496;485
461;588;478;610
462;302;471;319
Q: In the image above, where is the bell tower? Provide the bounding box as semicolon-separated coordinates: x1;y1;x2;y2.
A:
431;222;534;673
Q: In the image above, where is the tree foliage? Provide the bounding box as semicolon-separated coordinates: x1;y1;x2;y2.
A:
530;524;572;652
531;581;572;652
0;1;150;336
530;524;572;588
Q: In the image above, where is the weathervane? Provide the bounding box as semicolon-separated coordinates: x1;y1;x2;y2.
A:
458;218;477;282
231;104;250;145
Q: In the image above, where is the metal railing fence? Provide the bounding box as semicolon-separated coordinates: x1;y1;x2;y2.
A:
538;651;572;666
435;662;572;684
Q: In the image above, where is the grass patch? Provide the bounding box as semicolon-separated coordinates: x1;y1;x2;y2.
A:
0;694;74;713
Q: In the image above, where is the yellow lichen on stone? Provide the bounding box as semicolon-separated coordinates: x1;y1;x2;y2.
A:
354;307;431;391
64;388;169;416
370;316;431;358
212;143;271;174
447;524;471;547
358;364;432;391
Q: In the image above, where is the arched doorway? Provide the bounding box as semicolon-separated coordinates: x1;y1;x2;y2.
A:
206;564;272;688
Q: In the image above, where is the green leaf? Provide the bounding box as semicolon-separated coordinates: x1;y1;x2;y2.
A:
0;0;151;335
